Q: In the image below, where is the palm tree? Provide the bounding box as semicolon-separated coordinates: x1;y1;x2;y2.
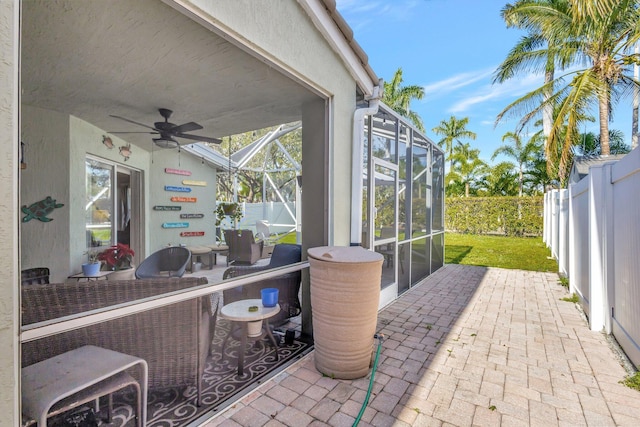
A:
525;151;558;193
382;67;425;131
495;0;570;138
480;161;519;196
432;116;477;173
574;129;631;156
495;0;640;180
448;143;487;197
492;131;541;196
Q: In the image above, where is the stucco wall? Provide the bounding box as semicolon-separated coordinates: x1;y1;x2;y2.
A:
20;106;71;282
20;107;218;280
0;0;19;424
20;108;151;282
148;149;218;252
183;0;358;245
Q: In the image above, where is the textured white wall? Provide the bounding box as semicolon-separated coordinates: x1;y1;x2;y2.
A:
0;0;20;424
20;107;222;279
148;148;218;252
184;0;358;245
20;106;71;283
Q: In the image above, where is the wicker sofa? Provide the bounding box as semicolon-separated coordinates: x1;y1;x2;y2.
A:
21;277;213;406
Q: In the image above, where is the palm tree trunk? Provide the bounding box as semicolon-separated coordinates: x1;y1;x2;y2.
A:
599;91;610;156
465;182;469;198
633;43;639;149
542;68;554;137
518;168;523;197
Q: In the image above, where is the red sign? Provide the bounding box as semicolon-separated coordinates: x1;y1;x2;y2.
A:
165;168;191;176
180;231;205;237
171;197;197;202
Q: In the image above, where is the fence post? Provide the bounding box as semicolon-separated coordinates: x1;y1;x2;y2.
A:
602;163;614;334
558;189;569;275
587;165;609;332
568;184;576;291
551;189;559;259
543;192;550;246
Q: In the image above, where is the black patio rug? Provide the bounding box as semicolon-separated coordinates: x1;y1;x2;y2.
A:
72;318;310;426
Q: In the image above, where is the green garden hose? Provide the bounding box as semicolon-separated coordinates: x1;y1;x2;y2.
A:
352;333;385;427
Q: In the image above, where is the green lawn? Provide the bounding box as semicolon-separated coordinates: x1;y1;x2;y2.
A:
274;231;557;272
445;232;558;272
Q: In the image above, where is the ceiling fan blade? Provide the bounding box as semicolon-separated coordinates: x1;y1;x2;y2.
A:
108;131;159;134
175;133;222;144
173;122;203;133
109;115;159;131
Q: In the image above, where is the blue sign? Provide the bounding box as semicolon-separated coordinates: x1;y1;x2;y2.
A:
164;186;192;193
162;222;189;228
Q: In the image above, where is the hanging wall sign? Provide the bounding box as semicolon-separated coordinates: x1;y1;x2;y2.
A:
154;206;181;211
164;185;192;193
162;222;189;228
180;213;204;219
171;196;197;202
181;231;205;237
165;168;191;176
182;180;207;187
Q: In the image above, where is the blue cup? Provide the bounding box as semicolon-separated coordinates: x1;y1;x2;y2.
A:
261;288;279;307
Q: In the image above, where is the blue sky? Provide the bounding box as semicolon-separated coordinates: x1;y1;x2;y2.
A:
336;0;633;164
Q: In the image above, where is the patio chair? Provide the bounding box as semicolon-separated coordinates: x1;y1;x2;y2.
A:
21;267;50;285
135;246;191;279
223;229;263;266
255;220;276;243
222;243;302;325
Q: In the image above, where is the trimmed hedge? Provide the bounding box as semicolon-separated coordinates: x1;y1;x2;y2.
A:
445;196;544;236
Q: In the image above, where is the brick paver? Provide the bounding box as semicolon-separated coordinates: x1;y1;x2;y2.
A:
203;264;640;426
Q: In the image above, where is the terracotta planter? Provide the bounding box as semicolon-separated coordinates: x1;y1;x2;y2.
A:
107;266;135;281
308;246;383;379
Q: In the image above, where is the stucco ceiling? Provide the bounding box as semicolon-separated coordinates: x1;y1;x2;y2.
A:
21;0;319;150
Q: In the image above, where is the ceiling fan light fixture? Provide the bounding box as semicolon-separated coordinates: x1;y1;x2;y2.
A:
153;137;179;149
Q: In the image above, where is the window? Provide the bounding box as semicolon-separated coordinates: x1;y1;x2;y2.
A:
86;158;113;249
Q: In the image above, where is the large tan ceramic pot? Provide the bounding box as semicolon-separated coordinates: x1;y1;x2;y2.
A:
107;266;135;281
308;246;383;379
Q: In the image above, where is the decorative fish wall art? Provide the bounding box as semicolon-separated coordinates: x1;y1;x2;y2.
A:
21;196;64;222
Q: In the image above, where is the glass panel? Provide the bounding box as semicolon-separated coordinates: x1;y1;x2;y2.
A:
432;150;445;232
398;126;409;241
362;119;370;248
373;164;396;241
431;233;444;272
398;241;411;294
411;236;430;284
375;241;395;289
86;159;113;248
412;144;428;238
371;113;397;163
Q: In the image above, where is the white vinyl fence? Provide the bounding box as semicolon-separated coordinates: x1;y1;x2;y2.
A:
544;148;640;368
216;201;298;237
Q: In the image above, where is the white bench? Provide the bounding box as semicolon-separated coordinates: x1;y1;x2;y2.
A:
22;345;148;427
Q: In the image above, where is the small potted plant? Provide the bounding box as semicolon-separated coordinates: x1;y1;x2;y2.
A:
215;202;243;228
82;249;101;277
98;243;135;280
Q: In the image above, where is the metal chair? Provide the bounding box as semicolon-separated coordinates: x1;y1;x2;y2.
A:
223;229;263;265
135;246;191;279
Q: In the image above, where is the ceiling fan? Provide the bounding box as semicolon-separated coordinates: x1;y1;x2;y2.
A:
108;108;222;148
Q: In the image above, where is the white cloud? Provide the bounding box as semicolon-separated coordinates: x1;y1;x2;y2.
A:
423;68;495;99
448;71;543;114
337;0;421;30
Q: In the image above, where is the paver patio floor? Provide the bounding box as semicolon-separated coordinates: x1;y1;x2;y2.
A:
203;264;639;426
